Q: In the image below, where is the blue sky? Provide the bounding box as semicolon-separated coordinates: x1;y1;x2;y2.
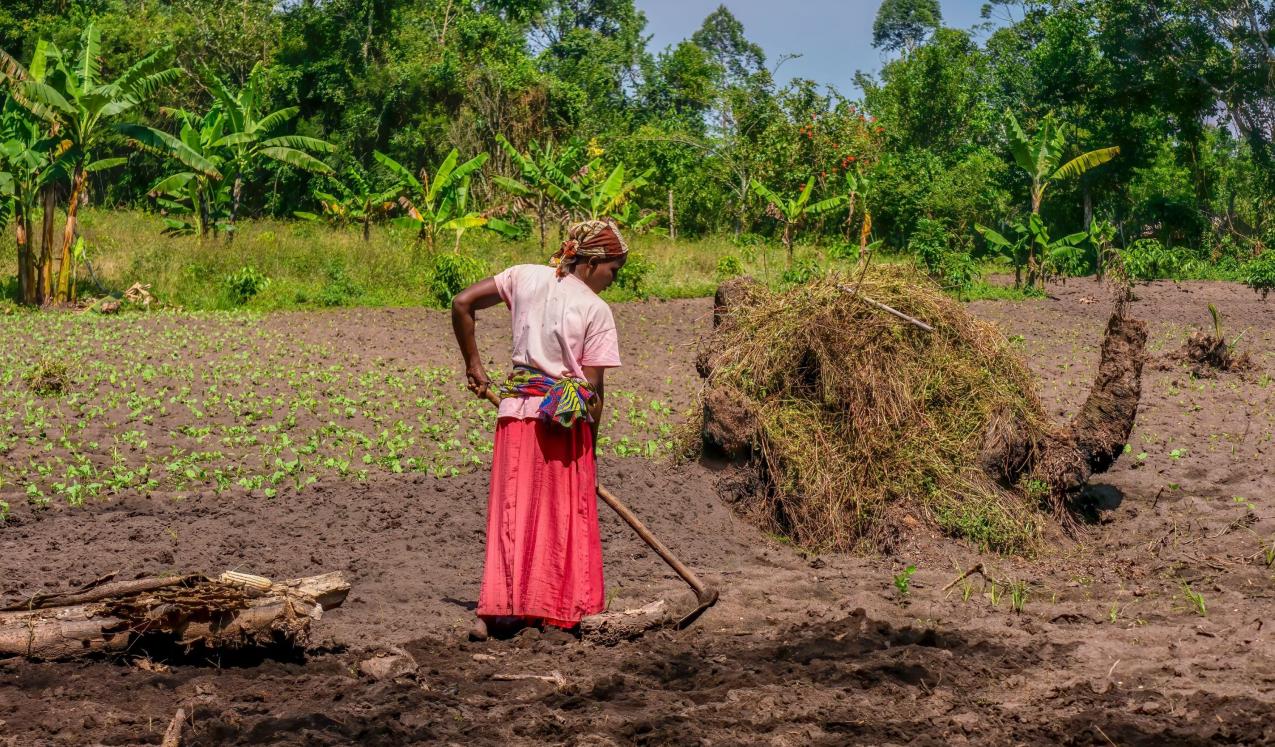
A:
638;0;993;95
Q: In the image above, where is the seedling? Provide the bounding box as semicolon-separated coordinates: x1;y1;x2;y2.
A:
1181;583;1206;616
893;565;918;599
1108;602;1120;623
1262;538;1275;569
1009;580;1029;614
987;581;1004;607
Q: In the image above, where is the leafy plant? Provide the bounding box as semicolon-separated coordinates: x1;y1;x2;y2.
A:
716;255;744;279
430;253;486;307
492;135;586;251
223;266;270;306
752;177;847;266
1120;239;1182;282
382;149;514;252
1181;582;1206;616
781;257;823;286
296;162;400;241
1009;580;1029;613
892;564;917;599
1242;249;1275;298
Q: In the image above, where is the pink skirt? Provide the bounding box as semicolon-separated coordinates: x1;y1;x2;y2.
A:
477;417;604;627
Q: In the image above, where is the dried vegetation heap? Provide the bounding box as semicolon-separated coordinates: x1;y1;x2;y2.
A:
694;268;1147;553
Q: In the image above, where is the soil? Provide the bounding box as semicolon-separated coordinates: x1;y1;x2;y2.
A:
3;279;1275;746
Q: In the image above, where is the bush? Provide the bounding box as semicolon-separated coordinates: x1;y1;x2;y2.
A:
1243;250;1275;298
222;266;271;306
781;257;823;286
716;255;744;280
616;252;654;298
1120;239;1181;281
910;218;977;295
430;253;487;307
317;262;363;307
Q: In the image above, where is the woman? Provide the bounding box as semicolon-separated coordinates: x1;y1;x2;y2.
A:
451;220;628;640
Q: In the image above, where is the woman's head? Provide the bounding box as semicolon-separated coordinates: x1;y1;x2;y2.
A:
551;220;628;292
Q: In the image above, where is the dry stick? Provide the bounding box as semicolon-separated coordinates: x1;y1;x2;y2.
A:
941;564;986;593
837;284;935;333
492;671;568;688
3;575;197;611
161;707;187;747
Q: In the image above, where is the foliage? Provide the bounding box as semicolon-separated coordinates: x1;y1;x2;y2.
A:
430;252;487;307
752;177;846;265
873;0;942;53
1242;250;1275;298
222;265;270;305
715;254;743;280
780;257;823;286
615;252;654;299
1120;239;1182;282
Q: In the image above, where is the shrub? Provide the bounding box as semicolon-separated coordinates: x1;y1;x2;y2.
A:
430;253;487;307
910;218;977;295
1243;250;1275;298
616;252;655;298
1120;239;1181;281
223;266;271;306
716;255;744;280
317;262;363;307
781;257;823;286
25;357;71;396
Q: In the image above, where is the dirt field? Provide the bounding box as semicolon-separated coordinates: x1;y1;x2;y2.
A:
2;279;1274;746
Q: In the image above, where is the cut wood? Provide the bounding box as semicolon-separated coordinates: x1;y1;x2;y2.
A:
580;599;670;646
161;707;187;747
0;571;349;661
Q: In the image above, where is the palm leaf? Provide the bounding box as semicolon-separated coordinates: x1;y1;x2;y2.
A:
148;171;196;196
491;175;533;197
117;124;222;177
78;24;101;90
1004;111;1036;175
807;195;847;216
1051;146;1120;182
975;223;1012;248
258;146;332;174
441;213;488;231
85;156;127;172
252;107;300;135
15;80;75;118
427;149;461;202
795;177;814;210
211;131;254;149
258;135;335;153
373;150;419;189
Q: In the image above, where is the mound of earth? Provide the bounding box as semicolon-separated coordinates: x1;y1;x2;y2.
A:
694;269;1147;552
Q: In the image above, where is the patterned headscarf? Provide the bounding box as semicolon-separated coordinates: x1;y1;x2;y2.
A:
550;219;629;277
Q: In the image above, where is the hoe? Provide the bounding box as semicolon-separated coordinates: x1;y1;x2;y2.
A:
480;388;719;629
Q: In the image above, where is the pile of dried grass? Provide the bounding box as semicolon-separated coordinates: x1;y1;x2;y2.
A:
695;267;1081;554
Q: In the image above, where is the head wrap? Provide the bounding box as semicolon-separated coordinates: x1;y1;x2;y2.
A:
550;219;629;277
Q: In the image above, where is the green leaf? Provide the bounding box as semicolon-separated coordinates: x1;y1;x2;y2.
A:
975;223;1012;248
1051;146;1120;182
491;175;533;197
148;172;196;196
373;150;419;189
117;124;222;177
85;157;127;172
258;135;335;154
257;146;332;174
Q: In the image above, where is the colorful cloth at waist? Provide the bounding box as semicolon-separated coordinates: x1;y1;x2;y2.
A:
499;366;595;428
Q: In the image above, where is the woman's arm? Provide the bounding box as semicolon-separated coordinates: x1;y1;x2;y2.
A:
583;365;606;452
451;277;503;398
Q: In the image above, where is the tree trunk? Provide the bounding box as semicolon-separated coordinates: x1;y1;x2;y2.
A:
54;166;88;303
15;212;33;304
537;193;547;252
0;571;350;661
668;188;676;241
362;214;371;242
783;223;794;268
227;174;243;243
38;186;57;304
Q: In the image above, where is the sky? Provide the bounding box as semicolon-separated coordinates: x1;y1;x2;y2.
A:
638;0;994;95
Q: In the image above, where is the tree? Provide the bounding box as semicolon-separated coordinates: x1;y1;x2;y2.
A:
381;149;514;252
492;134;586;251
873;0;943;54
1;25;181;303
1004;110;1119;216
0;98;68;304
205;63;335;239
297;162;401;241
120;107;227;238
751;177;847;266
691;5;765;83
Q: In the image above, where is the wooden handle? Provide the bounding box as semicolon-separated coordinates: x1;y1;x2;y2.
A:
477;386;711;599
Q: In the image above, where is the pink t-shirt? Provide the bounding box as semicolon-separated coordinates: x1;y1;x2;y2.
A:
493;264;622;420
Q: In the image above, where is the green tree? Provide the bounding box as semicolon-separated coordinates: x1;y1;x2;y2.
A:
381;148;513;252
2;25;180;302
120;107;227;238
0;98;69;304
492;134;586;251
205;63;335;239
873;0;942;54
1004;110;1119;216
297;162;401;241
751;177;847;265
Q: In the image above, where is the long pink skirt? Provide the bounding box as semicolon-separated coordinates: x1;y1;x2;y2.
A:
477;417;604;628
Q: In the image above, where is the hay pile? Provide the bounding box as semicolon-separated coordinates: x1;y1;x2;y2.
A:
694;267;1146;554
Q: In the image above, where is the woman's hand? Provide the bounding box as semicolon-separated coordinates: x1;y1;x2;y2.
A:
466;363;491;399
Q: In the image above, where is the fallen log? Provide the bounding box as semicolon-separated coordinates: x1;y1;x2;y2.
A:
0;571;350;660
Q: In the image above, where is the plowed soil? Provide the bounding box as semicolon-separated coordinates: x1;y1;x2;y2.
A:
3;279;1274;746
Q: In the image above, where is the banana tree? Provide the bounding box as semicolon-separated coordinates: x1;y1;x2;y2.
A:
1005;110;1120;215
1002;111;1119;287
1;26;181;302
752;177;848;267
380;149;514;252
492;135;585;251
0;99;70;304
976;214;1088;286
205;63;335;238
296;163;401;241
843;169;875;260
545;160;652;223
119;107;227;238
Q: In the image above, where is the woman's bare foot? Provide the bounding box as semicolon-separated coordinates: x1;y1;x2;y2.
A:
469;616;489;642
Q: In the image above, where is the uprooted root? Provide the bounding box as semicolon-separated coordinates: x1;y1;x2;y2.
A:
692;268;1146;554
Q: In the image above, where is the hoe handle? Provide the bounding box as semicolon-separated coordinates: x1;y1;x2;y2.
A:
480;387;716;603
